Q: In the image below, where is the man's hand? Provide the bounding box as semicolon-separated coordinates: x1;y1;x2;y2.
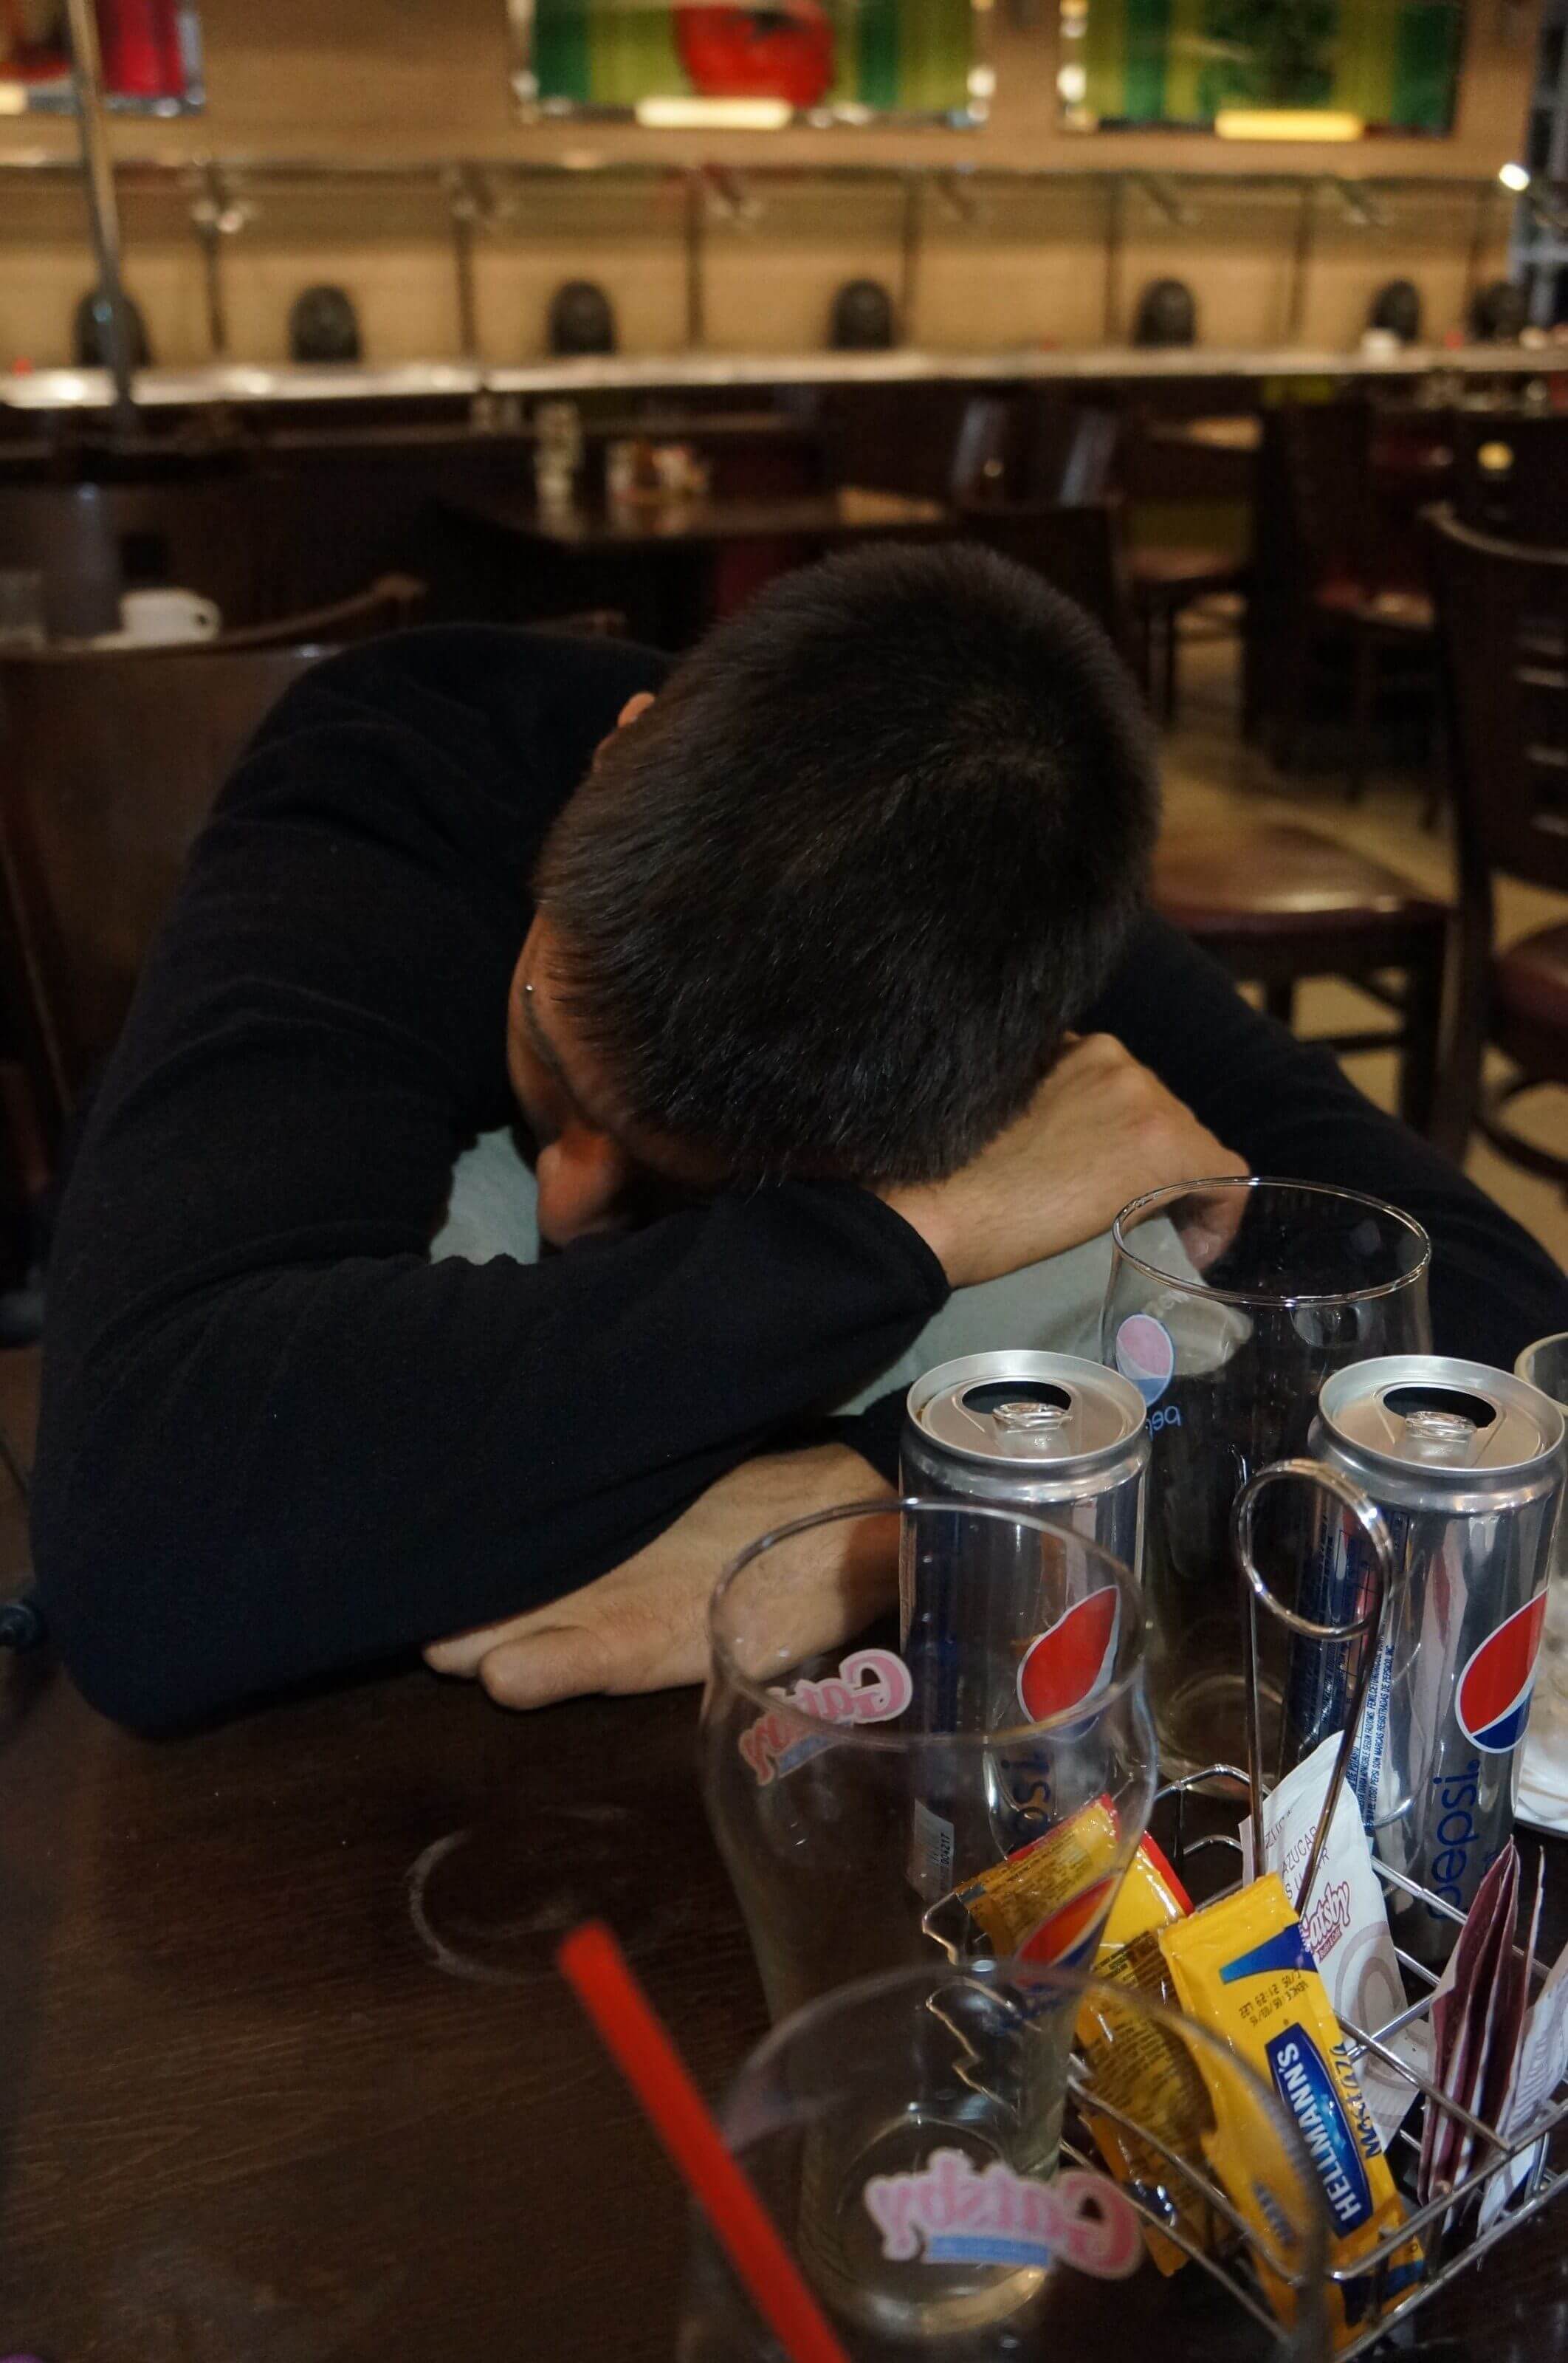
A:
424;1442;895;1710
878;1033;1247;1290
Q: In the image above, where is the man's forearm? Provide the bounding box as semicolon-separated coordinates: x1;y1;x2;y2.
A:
427;1441;897;1708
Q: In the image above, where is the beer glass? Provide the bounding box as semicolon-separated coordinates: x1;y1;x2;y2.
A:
701;1501;1156;2023
1101;1179;1431;1777
1516;1331;1568;1715
677;1960;1330;2360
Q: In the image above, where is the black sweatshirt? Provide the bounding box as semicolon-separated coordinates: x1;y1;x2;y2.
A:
30;628;1568;1734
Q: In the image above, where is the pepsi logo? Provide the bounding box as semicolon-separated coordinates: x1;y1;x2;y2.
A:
1114;1313;1175;1409
1456;1589;1548;1755
1018;1587;1121;1724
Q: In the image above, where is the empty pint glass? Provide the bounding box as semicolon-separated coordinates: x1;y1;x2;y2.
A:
677;1960;1330;2362
701;1501;1156;2023
1101;1179;1430;1776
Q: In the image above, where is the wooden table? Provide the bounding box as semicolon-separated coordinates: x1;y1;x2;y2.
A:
443;484;949;646
3;1656;1568;2360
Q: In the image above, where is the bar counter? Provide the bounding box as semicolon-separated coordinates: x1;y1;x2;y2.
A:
2;341;1560;413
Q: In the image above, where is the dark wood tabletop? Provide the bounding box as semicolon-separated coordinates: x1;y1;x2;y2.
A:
447;483;949;555
3;1653;1567;2362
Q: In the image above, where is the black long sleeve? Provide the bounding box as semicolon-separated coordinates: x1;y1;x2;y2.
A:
32;629;1564;1735
31;630;946;1732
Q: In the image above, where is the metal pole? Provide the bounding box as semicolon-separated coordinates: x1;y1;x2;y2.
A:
193;162;230;357
1286;179;1314;345
684;168;705;350
447;165;482;363
1103;174;1125;345
63;0;136;430
897;171;922;346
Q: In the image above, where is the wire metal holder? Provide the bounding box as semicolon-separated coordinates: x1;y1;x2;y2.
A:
1070;1455;1568;2357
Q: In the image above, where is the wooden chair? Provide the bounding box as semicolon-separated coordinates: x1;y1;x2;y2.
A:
0;602;616;1149
1115;409;1250;727
949;397;1118;511
1426;505;1568;1178
954;499;1136;665
0;645;321;1142
1251;402;1440;798
1152;826;1451;1137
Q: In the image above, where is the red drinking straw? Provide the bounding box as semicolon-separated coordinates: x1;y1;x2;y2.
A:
557;1920;852;2363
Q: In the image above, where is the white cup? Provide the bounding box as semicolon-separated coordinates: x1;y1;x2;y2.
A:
119;587;221;645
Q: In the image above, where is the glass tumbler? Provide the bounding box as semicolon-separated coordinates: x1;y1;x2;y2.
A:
677;1959;1330;2361
1516;1331;1568;1709
1101;1178;1431;1777
701;1500;1156;2025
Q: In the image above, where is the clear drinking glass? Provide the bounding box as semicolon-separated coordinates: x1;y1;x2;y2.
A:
1100;1178;1431;1778
701;1500;1157;2025
677;1959;1330;2361
1516;1331;1568;1707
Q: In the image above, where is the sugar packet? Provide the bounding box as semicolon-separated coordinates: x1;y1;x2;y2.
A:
1240;1733;1428;2150
1476;1859;1568;2232
1417;1841;1519;2207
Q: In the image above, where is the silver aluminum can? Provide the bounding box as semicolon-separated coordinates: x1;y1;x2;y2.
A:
1286;1354;1565;1964
902;1350;1149;1575
898;1352;1148;1886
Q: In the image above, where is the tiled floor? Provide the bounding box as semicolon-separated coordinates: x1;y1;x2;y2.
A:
1163;628;1568;1272
0;647;1561;1598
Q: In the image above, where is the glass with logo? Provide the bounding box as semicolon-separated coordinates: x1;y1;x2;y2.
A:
1100;1179;1431;1778
1516;1331;1568;1712
701;1501;1156;2026
677;1959;1330;2360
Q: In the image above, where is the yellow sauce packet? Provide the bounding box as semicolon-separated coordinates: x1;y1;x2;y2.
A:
1159;1874;1423;2349
921;1794;1121;1966
1075;1834;1208;2277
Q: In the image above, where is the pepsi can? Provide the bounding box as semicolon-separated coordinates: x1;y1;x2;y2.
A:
902;1350;1148;1578
1285;1354;1565;1965
900;1353;1148;1888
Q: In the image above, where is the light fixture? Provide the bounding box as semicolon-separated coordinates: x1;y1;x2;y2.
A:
1499;161;1531;192
1214;108;1364;141
635;96;792;130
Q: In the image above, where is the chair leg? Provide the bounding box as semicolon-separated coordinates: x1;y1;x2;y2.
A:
1163;601;1179;727
1349;629;1375;803
1428;906;1486;1166
1264;980;1296;1030
1397;939;1444;1139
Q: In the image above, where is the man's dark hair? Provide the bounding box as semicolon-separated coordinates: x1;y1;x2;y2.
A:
535;541;1158;1186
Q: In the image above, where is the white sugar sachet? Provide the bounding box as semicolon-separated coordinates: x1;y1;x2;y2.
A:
1240;1733;1429;2149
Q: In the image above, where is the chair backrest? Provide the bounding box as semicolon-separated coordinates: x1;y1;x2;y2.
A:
951;397;1120;510
955;499;1135;661
179;575;427;652
1426;504;1568;899
949;396;1023;505
0;644;322;1131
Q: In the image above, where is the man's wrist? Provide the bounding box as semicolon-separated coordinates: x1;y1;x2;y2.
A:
874;1182;959;1287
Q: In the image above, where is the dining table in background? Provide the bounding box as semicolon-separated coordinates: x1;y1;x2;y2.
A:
2;1654;1568;2361
440;482;950;647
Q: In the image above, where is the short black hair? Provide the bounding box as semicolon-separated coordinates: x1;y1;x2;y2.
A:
534;541;1158;1187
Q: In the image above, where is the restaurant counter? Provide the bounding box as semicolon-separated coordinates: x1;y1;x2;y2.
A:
2;343;1561;415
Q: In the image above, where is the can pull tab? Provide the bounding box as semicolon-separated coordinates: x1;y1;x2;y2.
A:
991;1399;1071;1434
1400;1407;1477;1452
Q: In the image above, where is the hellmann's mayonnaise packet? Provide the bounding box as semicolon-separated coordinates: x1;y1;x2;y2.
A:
1075;1834;1211;2277
922;1794;1122;1967
1159;1874;1423;2349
